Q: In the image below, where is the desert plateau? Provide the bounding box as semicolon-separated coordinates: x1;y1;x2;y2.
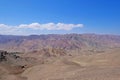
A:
0;34;120;80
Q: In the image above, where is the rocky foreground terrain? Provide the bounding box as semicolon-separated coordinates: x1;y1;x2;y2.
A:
0;34;120;80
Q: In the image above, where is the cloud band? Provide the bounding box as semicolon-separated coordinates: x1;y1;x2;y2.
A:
0;22;84;35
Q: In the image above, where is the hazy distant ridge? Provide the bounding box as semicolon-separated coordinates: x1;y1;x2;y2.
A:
0;34;120;52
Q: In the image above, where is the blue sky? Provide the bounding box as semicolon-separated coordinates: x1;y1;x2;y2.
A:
0;0;120;35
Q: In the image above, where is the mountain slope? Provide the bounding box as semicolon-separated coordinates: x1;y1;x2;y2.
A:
0;34;120;53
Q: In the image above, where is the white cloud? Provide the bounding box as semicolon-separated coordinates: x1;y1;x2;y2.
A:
0;22;84;35
18;23;83;30
0;24;9;28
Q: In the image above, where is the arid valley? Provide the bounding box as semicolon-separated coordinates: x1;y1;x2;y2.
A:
0;34;120;80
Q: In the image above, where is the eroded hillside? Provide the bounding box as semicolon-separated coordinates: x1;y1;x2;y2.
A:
0;34;120;80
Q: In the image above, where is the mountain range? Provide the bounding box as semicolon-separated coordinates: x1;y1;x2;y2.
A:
0;34;120;54
0;34;120;80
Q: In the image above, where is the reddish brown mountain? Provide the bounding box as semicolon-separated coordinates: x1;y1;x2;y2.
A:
0;34;120;53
